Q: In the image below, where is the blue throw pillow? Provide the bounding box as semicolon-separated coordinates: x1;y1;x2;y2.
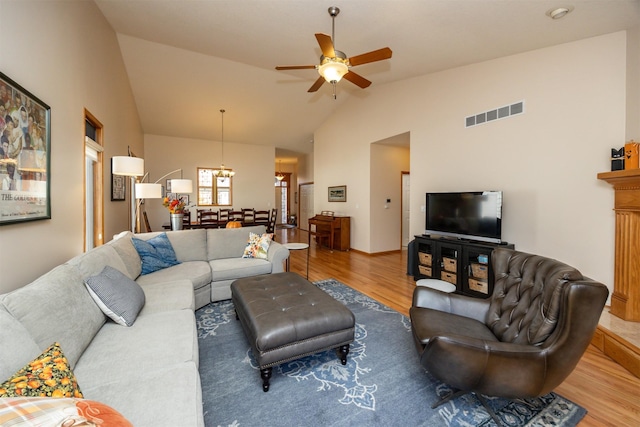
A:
131;233;180;275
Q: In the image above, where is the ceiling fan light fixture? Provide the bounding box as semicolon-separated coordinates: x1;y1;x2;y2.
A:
318;59;349;83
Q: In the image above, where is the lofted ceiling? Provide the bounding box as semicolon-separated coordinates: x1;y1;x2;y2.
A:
94;0;640;156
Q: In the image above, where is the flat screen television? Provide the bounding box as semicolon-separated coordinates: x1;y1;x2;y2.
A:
425;191;503;243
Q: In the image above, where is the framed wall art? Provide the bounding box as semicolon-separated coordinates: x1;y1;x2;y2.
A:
111;158;126;201
328;185;347;202
0;72;51;225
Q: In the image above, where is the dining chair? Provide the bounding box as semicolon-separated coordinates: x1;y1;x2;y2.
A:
199;210;219;228
218;208;231;227
254;210;270;226
266;208;278;235
229;210;243;222
242;208;255;226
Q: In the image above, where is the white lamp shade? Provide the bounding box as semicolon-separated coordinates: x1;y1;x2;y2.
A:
112;156;144;177
319;61;349;83
170;179;193;193
135;183;162;199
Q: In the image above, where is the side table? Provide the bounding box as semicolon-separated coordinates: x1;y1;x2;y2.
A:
283;242;310;279
416;279;456;293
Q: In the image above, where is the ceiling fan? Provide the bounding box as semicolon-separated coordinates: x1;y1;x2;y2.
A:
275;6;392;99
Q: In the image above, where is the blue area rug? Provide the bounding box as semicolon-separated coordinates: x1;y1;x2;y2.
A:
196;278;586;427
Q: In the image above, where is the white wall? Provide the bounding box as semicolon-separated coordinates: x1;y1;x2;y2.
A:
627;27;640;140
143;134;275;230
0;0;143;293
314;32;628;297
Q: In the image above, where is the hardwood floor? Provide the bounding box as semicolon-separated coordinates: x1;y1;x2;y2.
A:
276;227;640;427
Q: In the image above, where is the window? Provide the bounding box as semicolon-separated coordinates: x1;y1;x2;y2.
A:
84;110;104;250
274;172;290;225
197;167;233;206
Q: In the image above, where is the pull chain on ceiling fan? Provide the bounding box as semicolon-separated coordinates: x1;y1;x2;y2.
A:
275;6;392;99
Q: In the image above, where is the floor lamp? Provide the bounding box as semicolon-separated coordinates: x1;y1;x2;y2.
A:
135;169;193;232
112;156;193;233
111;156;144;232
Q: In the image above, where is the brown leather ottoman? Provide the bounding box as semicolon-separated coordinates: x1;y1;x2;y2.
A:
231;272;355;391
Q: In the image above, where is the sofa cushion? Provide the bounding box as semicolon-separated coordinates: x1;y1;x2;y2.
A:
0;264;105;368
207;225;267;260
0;310;42;383
109;231;142;279
74;309;199;385
0;397;133;427
137;280;195;316
85;266;146;327
165;229;208;261
134;229;208;262
67;244;129;280
131;233;180;275
242;232;273;259
0;342;83;398
210;258;272;281
79;361;203;427
135;261;211;292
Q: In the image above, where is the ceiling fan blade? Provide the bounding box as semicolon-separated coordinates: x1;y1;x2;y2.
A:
315;33;335;58
343;71;372;89
308;76;325;92
348;47;392;67
275;65;316;70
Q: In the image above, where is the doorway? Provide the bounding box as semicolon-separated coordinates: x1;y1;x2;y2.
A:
275;172;291;224
84;110;104;251
402;172;410;247
298;182;314;231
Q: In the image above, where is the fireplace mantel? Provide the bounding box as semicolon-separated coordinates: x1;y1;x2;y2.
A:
598;169;640;322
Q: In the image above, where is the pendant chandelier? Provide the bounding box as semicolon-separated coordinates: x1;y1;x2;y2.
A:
276;160;284;181
212;109;235;178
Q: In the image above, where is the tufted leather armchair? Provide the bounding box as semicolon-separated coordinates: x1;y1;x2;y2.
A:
410;248;608;412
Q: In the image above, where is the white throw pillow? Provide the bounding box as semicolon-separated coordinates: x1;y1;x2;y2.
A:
242;232;273;259
84;266;145;327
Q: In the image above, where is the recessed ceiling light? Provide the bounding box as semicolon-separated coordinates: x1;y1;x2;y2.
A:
546;6;574;20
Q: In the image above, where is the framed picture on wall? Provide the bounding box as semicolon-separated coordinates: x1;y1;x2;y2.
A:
328;185;347;202
111;158;126;201
0;72;51;225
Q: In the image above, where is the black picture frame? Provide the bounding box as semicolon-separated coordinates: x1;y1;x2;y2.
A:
111;158;126;201
0;72;51;225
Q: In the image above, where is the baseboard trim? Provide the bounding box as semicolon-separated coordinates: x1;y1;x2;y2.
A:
591;325;640;378
350;248;402;256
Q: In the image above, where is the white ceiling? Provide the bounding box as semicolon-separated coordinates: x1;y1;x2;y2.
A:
94;0;640;156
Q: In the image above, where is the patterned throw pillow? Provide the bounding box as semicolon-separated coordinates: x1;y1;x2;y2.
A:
131;233;180;275
85;266;146;327
0;397;133;426
242;232;273;259
0;342;83;398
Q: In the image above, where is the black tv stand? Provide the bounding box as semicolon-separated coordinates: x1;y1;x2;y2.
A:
412;235;514;299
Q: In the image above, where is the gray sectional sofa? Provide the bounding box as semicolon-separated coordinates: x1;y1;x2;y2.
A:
0;225;289;426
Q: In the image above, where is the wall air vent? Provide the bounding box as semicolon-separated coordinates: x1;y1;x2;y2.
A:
465;101;525;128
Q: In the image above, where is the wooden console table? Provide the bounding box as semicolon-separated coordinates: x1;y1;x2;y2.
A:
598;169;640;322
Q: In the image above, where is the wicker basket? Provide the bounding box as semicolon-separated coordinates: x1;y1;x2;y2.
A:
418;265;432;277
470;263;488;279
440;271;456;284
468;278;488;294
443;257;457;272
418;252;432;265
